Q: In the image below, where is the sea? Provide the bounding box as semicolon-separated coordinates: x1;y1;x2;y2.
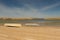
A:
0;19;60;26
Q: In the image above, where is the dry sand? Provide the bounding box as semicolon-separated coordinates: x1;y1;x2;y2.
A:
0;26;60;40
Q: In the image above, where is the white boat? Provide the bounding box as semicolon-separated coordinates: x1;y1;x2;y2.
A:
4;23;22;28
24;23;40;26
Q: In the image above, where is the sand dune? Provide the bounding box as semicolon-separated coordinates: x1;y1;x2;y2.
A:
0;26;60;40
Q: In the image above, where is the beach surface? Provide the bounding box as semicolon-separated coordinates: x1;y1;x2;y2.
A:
0;26;60;40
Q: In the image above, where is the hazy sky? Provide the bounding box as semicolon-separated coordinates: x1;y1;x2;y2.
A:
0;0;60;18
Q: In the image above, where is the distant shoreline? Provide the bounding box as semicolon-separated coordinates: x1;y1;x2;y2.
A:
0;17;60;20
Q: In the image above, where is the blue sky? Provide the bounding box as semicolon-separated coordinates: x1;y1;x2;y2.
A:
0;0;60;18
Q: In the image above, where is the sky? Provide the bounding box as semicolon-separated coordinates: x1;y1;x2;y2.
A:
0;0;60;18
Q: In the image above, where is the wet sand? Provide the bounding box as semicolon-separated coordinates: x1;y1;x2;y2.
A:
0;26;60;40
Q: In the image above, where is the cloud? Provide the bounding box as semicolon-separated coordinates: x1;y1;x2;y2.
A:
41;2;60;11
0;4;45;18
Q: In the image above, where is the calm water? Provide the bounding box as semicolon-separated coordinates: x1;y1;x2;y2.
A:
0;20;60;23
0;20;60;26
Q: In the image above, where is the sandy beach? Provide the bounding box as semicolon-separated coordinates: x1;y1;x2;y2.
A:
0;26;60;40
